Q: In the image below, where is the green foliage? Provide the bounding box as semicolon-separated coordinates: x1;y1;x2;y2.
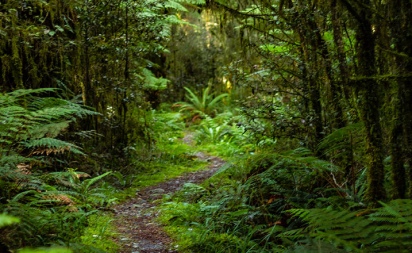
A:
174;87;229;120
245;148;339;199
139;68;169;91
0;89;97;169
239;95;305;150
159;149;340;253
318;123;365;167
80;214;119;252
0;213;20;227
1;168;116;250
195;116;233;144
17;248;72;253
0;214;73;253
0;89;119;251
46;169;116;208
285;199;412;252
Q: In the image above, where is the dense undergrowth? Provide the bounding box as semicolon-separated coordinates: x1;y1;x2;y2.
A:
156;89;412;252
158;147;412;252
2;87;412;253
0;88;228;252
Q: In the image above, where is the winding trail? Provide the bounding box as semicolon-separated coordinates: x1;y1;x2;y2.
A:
113;138;225;252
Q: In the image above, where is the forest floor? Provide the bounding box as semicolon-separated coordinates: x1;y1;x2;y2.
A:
113;134;225;253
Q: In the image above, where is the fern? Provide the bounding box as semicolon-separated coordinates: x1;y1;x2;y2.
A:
174;86;228;119
284;199;412;252
176;0;206;5
246;148;339;190
0;89;97;169
23;138;84;155
195;116;232;144
164;0;188;11
139;68;169;91
0;89;106;250
369;199;412;251
318;122;365;166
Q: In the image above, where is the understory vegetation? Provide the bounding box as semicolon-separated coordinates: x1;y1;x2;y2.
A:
158;103;412;252
2;0;412;252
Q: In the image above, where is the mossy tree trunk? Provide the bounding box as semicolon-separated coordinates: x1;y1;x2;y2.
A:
343;0;386;202
389;0;412;198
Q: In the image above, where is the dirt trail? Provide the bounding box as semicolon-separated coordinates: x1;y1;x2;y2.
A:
113;147;225;253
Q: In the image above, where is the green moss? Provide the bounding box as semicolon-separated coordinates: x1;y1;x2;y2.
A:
81;214;119;253
133;162;208;189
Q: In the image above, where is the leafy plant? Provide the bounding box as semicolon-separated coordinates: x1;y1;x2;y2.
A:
45;169;115;209
284;199;412;252
0;89;116;251
0;88;98;172
0;213;20;227
195;116;233;144
174;86;229;120
159;148;344;253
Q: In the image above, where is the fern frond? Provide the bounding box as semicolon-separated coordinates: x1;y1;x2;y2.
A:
140;68;169;90
80;171;112;193
208;93;229;108
318;122;365;162
184;87;203;110
371;199;412;229
8;88;57;98
27;121;70;139
10;190;39;203
175;0;206;5
287;208;373;252
23;138;85;155
164;0;188;11
285;199;412;252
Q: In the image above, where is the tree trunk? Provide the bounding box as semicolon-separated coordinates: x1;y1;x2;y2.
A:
354;0;386;203
340;0;386;202
389;0;412;197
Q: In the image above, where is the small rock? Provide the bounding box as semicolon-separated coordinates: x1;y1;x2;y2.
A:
149;188;165;194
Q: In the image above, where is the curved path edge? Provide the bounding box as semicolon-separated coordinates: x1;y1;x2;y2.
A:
113;152;225;253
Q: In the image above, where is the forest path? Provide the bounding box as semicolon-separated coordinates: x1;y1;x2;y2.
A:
113;134;225;253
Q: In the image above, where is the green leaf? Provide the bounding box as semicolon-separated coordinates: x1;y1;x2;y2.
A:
0;214;20;227
17;247;72;253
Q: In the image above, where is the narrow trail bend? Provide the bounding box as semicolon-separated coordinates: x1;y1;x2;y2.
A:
113;148;225;253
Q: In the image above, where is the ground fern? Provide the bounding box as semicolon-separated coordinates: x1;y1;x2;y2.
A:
285;199;412;252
